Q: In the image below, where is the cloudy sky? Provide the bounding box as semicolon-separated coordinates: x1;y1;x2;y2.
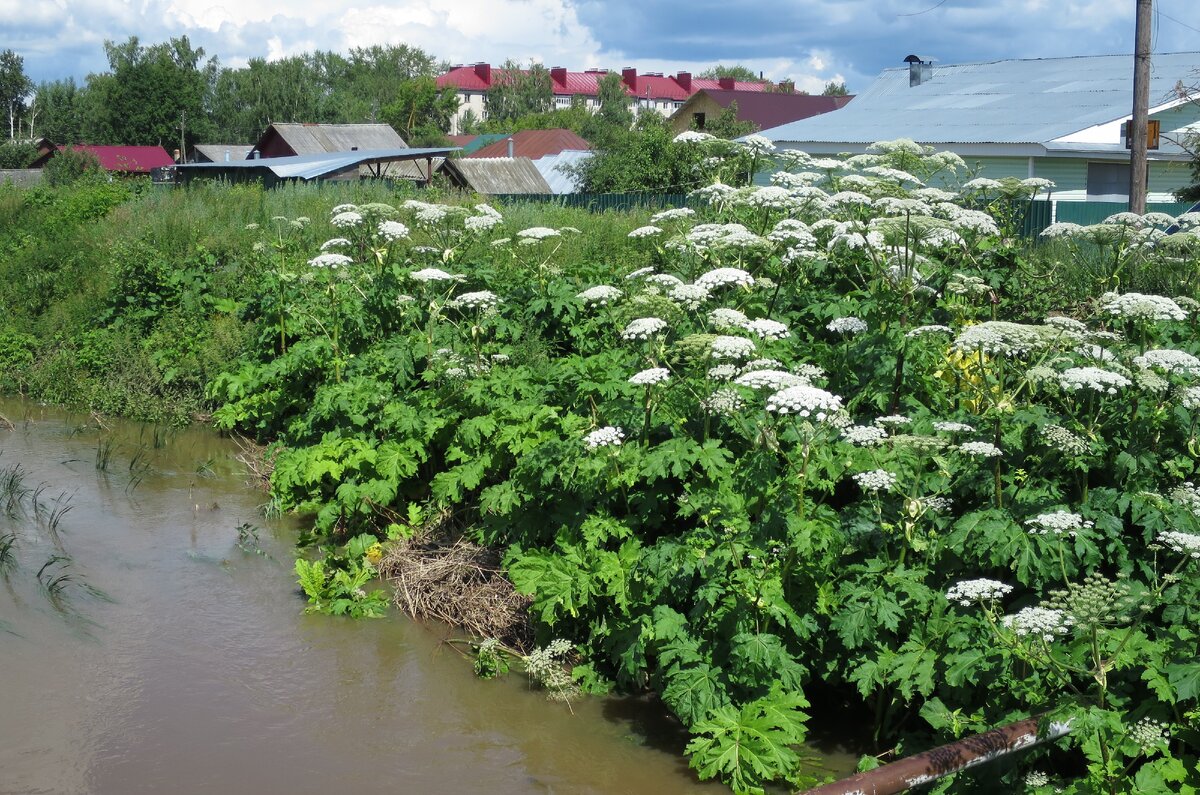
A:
8;0;1200;93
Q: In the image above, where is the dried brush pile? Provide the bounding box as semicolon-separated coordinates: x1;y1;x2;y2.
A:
378;530;533;652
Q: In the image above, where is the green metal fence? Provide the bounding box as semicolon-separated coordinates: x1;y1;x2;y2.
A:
1052;201;1193;226
491;192;694;212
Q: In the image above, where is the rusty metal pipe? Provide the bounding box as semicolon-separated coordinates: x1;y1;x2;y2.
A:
802;716;1071;795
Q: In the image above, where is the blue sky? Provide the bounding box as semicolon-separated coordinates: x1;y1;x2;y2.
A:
8;0;1200;94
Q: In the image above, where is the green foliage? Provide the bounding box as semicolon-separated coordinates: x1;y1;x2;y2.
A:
701;101;759;140
697;64;762;83
822;81;849;96
686;688;811;794
43;147;106;186
0;49;33;137
380;76;459;146
0;141;36;168
294;534;389;618
484;61;554;126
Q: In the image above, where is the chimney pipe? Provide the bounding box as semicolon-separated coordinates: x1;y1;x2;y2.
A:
550;66;567;86
718;76;735;90
904;54;932;86
507;137;514;158
622;67;638;91
474;62;492;85
676;71;692;92
225;149;230;162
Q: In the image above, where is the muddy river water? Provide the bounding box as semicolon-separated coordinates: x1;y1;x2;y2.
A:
0;399;854;794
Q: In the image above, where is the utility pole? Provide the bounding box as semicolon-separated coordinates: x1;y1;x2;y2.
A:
179;109;186;164
1129;0;1152;214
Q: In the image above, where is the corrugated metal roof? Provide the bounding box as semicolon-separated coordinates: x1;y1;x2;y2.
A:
440;157;551;194
175;148;456;181
190;144;253;163
533;150;592;194
257;123;408;155
54;145;174;172
447;133;509;154
760;52;1200;146
469;129;592;159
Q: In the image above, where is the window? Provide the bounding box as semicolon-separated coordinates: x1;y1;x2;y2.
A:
693;112;706;130
1086;162;1130;202
555;96;571;108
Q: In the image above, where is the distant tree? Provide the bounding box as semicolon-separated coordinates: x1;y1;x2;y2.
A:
698;64;761;83
43;146;105;185
484;61;553;125
0;140;37;167
572;114;709;193
342;44;442;120
0;49;33;139
380;76;459;146
83;36;217;147
210;56;336;141
31;79;85;143
580;72;634;148
702;101;758;139
821;81;849;96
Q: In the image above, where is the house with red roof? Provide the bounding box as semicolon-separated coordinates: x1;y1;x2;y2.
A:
437;63;779;134
31;145;175;174
669;90;853;136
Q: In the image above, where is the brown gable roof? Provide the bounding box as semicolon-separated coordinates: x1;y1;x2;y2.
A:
439;157;551;194
677;90;853;130
468;129;592;160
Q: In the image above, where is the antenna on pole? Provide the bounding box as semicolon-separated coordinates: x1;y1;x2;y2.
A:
1129;0;1152;213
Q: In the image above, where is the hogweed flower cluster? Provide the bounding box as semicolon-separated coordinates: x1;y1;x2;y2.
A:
958;441;1002;458
309;253;353;268
1058;366;1132;395
1040;424;1090;456
450;290;501;310
766;385;843;420
1133;349;1200;375
1002;606;1073;643
842;425;889;446
584;427;625;449
577;285;622;306
621;317;669;340
696;267;756;291
1101;293;1188;322
827;317;868;335
1026;511;1093;536
743;318;790;340
629;367;671;386
710;335;757;359
946;578;1014;606
1157;530;1200;559
853;469;897;493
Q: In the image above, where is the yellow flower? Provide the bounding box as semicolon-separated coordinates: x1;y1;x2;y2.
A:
365;543;384;565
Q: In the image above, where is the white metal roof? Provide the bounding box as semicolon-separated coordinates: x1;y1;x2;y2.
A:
760;52;1200;148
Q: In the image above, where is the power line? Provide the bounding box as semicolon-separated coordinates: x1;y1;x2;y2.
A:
1157;8;1200;35
896;0;951;17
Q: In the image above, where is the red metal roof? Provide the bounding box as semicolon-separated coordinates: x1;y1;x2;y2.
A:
467;129;592;159
437;64;774;103
57;145;175;172
685;90;854;130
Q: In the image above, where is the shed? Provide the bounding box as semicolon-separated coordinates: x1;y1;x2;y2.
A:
438;157;552;194
251;123;429;181
173;147;458;189
189;144;254;163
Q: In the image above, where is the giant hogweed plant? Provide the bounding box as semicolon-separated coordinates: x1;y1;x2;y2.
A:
209;139;1200;792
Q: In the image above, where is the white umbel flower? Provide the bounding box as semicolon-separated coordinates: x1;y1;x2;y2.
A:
668;283;710;310
842;425;889;446
378;220;409;241
946;578;1013;606
584;426;625;449
709;307;750;330
765;385;843;419
933;421;975;433
451;290;500;310
853;469;897;492
702;387;745;415
696;267;755;290
827;317;868;335
1101;293;1188;321
958;441;1002;458
629;367;670;386
621;317;668;340
320;237;351;251
308;253;353;268
628;225;663;238
743;318;790;340
577;285;622;306
410;267;460;282
710;335;757;359
1026;511;1093;536
330;210;363;228
1058;367;1132;394
1133;349;1200;375
1157;530;1200;558
650;207;695;223
734;370;809;390
1003;606;1073;642
517;226;560;240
